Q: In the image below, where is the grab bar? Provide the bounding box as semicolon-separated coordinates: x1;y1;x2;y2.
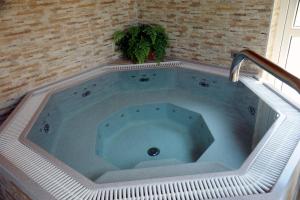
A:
229;49;300;94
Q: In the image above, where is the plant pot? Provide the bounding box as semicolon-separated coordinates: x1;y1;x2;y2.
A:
148;51;156;60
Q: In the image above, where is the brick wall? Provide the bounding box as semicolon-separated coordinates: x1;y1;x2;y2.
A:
0;0;276;124
0;0;137;123
138;0;275;71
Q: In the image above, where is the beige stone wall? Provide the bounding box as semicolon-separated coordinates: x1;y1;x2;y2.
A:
0;0;137;121
0;0;277;123
138;0;275;71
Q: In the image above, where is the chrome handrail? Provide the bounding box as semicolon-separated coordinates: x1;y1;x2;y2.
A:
229;49;300;94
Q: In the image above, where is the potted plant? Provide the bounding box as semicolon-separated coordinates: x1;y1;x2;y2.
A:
113;24;169;63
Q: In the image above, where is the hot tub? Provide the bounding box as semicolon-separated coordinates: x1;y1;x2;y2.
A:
0;61;300;200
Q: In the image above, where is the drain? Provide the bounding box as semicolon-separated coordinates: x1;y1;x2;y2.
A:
147;147;160;157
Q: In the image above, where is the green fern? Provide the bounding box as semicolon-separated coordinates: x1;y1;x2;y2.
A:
113;31;126;44
143;26;157;45
128;26;140;39
134;39;150;63
152;25;169;62
113;24;169;63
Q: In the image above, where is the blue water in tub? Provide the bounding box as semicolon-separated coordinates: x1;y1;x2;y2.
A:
27;67;277;183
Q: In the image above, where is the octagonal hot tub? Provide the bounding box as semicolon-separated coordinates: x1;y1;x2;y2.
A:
26;62;264;183
1;61;300;200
